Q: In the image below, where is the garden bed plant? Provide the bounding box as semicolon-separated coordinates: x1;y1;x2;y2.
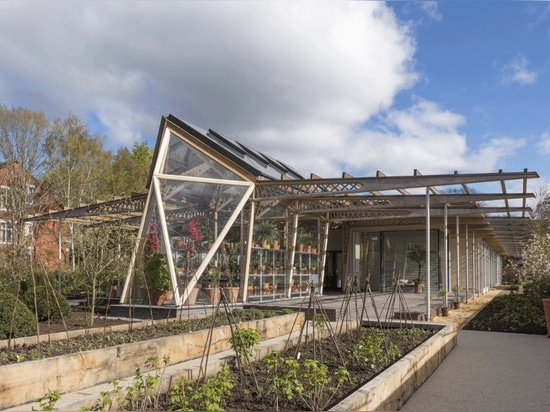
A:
0;307;284;366
464;292;546;334
76;321;438;411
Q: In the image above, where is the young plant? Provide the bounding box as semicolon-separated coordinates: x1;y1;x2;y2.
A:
438;288;448;307
229;327;261;365
264;351;303;402
33;389;60;411
264;350;349;411
451;284;460;301
297;359;349;411
87;356;169;411
124;356;168;410
351;331;402;366
169;362;235;411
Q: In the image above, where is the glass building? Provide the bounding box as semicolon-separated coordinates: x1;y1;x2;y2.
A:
117;115;538;307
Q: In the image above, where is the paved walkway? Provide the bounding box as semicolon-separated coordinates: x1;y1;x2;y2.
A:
400;290;550;412
400;329;550;412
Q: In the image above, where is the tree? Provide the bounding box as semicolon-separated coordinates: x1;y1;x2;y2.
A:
530;185;550;235
44;114;113;208
509;185;550;301
107;142;153;196
71;224;135;326
0;104;54;291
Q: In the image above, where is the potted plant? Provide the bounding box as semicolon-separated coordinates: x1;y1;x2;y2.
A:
253;221;280;248
407;246;426;293
296;227;313;252
143;253;172;305
451;284;461;309
223;253;240;304
438;288;449;317
203;266;220;305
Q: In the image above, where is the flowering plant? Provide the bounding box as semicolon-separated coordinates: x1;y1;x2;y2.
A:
517;232;550;299
144;222;160;258
181;219;204;253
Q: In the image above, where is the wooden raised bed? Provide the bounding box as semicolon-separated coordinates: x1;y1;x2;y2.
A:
0;312;303;410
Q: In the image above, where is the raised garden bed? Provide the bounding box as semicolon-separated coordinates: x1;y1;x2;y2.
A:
0;312;303;410
2;299;458;412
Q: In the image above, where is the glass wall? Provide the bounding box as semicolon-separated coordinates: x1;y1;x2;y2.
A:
122;129;254;306
351;229;440;292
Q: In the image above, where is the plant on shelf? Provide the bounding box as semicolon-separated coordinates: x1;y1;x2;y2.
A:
253;221;280;248
296;227;313;252
451;284;461;309
250;256;260;274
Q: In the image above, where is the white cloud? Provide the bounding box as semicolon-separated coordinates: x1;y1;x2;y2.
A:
418;1;442;22
467;137;526;172
326;99;525;177
0;0;417;157
0;1;528;181
538;131;550;154
500;55;538;85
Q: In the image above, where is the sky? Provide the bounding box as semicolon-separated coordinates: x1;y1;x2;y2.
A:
0;0;549;199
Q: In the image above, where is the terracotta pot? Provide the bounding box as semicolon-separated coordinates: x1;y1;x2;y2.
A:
184;287;199;306
441;306;450;317
453;301;461;309
542;298;550;338
144;290;167;306
223;287;240;304
164;290;174;303
204;287;220;306
414;283;424;293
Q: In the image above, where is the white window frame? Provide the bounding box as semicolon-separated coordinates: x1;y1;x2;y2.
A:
26;184;36;205
0;220;13;244
0;185;10;211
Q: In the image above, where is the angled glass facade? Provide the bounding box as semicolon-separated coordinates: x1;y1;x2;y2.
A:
121;126;254;306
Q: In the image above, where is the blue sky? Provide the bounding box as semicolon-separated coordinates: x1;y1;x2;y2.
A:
391;1;549;179
0;1;548;199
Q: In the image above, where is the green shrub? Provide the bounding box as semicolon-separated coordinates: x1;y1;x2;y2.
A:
22;286;72;322
0;292;37;338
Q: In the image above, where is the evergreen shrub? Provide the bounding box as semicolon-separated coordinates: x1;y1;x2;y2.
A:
22;286;72;322
0;292;36;338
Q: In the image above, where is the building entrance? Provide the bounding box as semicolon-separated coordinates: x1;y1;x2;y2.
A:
324;252;342;291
